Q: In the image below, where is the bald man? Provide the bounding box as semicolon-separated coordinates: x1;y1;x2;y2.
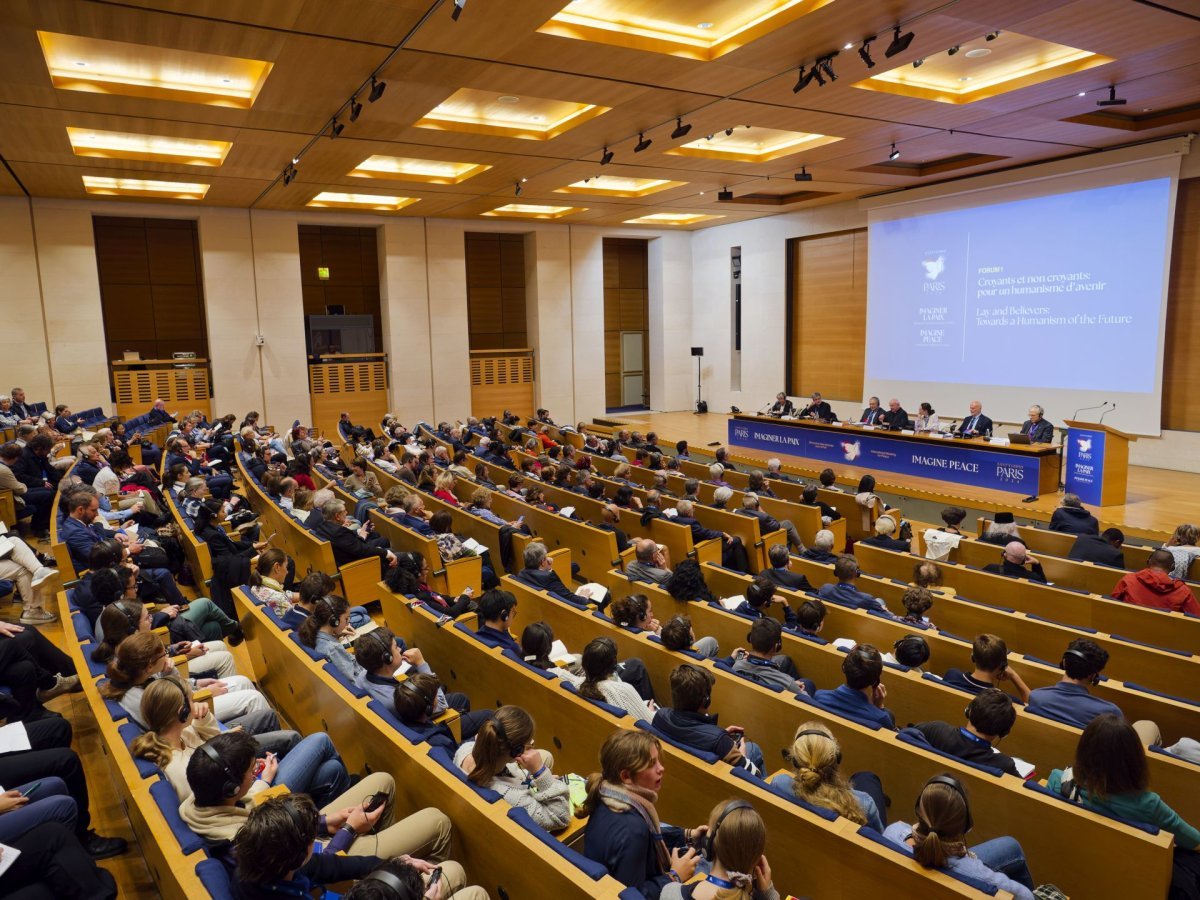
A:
956;401;993;438
880;398;911;431
983;541;1047;583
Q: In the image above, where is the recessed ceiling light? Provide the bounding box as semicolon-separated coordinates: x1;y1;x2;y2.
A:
221;77;231;84
1143;107;1153;112
82;175;209;199
349;155;491;184
482;203;582;219
498;95;520;103
843;42;853;50
73;60;87;67
1078;91;1086;96
306;192;419;211
529;115;544;121
964;48;991;58
697;22;713;29
66;127;232;166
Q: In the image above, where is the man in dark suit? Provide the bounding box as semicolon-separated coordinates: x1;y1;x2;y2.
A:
1020;405;1054;443
859;397;885;426
391;494;434;536
513;542;597;605
8;388;38;423
799;392;833;422
313;498;395;576
1069;528;1125;568
760;543;813;592
145;399;177;427
674;499;751;573
768;393;795;417
1049;494;1099;535
737;493;804;552
881;399;911;431
956;401;993;438
983;541;1047;583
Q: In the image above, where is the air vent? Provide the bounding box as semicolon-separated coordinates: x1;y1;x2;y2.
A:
855;153;1007;176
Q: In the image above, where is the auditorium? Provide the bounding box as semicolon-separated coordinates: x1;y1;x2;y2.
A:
2;1;1200;897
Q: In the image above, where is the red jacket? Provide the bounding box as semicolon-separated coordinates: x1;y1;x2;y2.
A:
1112;568;1200;615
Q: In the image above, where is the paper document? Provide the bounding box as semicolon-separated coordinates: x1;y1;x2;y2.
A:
0;722;31;754
0;843;21;878
462;537;489;556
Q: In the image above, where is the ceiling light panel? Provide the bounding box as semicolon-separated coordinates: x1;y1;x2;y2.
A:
854;31;1112;104
81;175;209;199
555;176;686;197
38;32;273;108
416;88;609;140
667;126;841;162
540;0;836;60
306;192;419;211
482;203;583;219
66;127;232;166
623;212;725;225
349;155;492;184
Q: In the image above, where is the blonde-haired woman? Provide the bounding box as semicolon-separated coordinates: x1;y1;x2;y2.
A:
769;722;886;832
660;800;777;900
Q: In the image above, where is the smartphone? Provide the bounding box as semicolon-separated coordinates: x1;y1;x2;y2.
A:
253;759;266;777
735;649;748;661
364;791;388;813
20;781;41;798
428;867;442;888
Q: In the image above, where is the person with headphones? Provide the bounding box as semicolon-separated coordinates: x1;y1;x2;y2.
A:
811;643;896;730
182;732;461;867
342;855;488;900
298;594;366;682
579;636;656;723
883;634;931;673
1025;638;1125;728
452;705;572;832
941;634;1032;704
729;618;813;696
385;551;477;619
659;800;777;900
130;676;350;807
652;664;765;777
473;589;522;653
771;722;886;832
883;774;1037;899
392;672;491;751
911;689;1029;778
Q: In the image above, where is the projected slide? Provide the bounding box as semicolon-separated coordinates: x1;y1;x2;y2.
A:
866;178;1172;393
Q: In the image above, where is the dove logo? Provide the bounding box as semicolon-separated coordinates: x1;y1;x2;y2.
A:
841;440;861;462
922;255;945;280
1076;437;1092;455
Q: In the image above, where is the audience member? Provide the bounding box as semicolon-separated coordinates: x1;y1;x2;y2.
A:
1049;494;1099;535
1163;524;1200;580
912;689;1026;778
652;664;763;775
800;529;838;564
626;538;673;585
1026;639;1123;728
1068;527;1126;568
1111;549;1200;615
770;722;885;832
816;556;890;614
759;543;813;591
941;634;1031;703
982;542;1046;583
812;643;895;730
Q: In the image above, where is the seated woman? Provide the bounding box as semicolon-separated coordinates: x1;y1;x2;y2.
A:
346;457;385;500
91;593;237;682
911;561;956;598
432;472;460;507
581;729;706;899
430;510;497;589
859;515;911;552
519;621;583;683
579;637;655;723
1163;523;1200;581
914;402;940;433
101;631;275;731
285;570;372;632
523;484;558;513
771;722;886;833
899;586;935;627
248;549;297;617
663;559;717;604
884;775;1036;900
298;595;364;682
194;498;270;614
392;671;492;748
384;552;476;619
660;800;778;900
131;675;349;808
90;563;241;647
453;705;571;832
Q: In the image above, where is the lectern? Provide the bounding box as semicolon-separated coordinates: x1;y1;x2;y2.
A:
1063;420;1137;507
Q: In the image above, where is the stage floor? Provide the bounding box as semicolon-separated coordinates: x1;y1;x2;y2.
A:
604;411;1198;540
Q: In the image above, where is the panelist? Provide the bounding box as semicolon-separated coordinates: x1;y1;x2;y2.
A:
859;397;884;426
913;403;939;433
956;401;993;438
768;392;795;418
1020;405;1054;443
799;392;833;422
881;398;911;431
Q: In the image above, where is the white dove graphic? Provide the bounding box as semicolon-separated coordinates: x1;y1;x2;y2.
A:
922;255;945;280
1077;438;1092;454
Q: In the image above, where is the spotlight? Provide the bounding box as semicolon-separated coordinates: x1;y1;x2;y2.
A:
600;147;614;165
514;181;522;196
1097;85;1127;106
349;96;363;122
794;166;812;182
671;117;692;140
451;0;466;21
888;143;900;161
725;127;734;136
283;166;295;186
811;66;826;87
912;57;925;69
985;31;1000;41
705;134;713;141
819;55;838;81
291;156;300;166
885;25;914;58
858;39;875;69
717;188;733;201
947;45;960;56
369;76;386;102
792;65;808;93
634;132;652;152
330;118;344;138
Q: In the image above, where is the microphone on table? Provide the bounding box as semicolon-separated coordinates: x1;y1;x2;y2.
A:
1071;401;1108;419
1099;403;1116;424
758;402;774;415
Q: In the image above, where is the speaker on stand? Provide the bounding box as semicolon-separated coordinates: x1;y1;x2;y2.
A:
691;347;707;414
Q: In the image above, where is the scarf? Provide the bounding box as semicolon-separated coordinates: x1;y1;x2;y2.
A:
599;781;671;874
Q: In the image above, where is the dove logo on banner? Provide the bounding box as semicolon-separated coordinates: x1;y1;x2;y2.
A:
922;254;946;280
1066;428;1106;505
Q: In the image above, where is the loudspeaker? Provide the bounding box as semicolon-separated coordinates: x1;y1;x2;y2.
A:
691;347;704;357
696;401;709;413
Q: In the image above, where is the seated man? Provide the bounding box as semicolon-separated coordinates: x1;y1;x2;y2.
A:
800;529;839;564
759;542;813;592
1111;549;1200;615
1049;494;1099;535
799;484;841;524
734;575;799;630
280;572;367;631
314;499;396;576
795;599;827;640
144;398;176;427
1026;638;1123;728
858;515;911;552
674;499;750;574
817;556;890;614
1069;527;1126;568
391;493;434;537
880;398;910;431
812;643;896;730
768;392;794;417
859;396;884;426
660;614;720;659
12;435;61;537
652;664;763;776
982;541;1046;583
941;634;1031;703
338;411;376;443
764;458;792;482
799;392;833;421
978;511;1024;547
474;588;522;653
392;672;491;749
593;503;631;555
730;618;812;695
514;542;598;605
738;492;804;553
955;400;993;438
713;448;737;473
1020;405;1054;443
625;537;673;585
912;689;1025;778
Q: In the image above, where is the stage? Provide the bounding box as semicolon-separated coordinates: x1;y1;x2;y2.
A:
601;410;1198;541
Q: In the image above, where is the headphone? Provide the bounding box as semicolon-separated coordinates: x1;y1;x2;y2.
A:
793;728;842;765
965;695;1012;739
893;635;930;667
360;869;415;898
198;741;243;799
695;799;754;859
114;599;140;634
396;678;435;720
1062;647;1101;684
492;716;525;757
918;774;973;835
165;676;191;724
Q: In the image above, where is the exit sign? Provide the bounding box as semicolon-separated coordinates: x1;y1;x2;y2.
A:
317;266;330;280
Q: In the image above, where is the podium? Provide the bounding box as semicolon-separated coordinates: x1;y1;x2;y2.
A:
1063;420;1137;507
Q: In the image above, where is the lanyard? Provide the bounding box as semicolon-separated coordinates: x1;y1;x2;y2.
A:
706;874;738;889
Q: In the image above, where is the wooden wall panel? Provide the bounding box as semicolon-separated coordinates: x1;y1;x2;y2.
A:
602;238;649;409
93;215;208;365
788;229;867;404
464;232;527;350
1163;177;1200;432
297;225;382;352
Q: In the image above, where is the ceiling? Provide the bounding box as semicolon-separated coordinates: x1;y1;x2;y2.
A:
1;0;1199;230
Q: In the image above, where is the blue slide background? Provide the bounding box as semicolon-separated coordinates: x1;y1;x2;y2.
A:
866;178;1172;392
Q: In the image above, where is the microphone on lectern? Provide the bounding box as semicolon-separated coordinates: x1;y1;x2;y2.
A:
1071;401;1108;420
1099;403;1117;424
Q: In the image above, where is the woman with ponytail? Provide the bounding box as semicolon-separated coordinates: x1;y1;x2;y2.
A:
660;800;777;900
297;594;363;681
884;774;1036;899
769;722;885;832
578;637;654;723
453;705;570;832
248;549;296;616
